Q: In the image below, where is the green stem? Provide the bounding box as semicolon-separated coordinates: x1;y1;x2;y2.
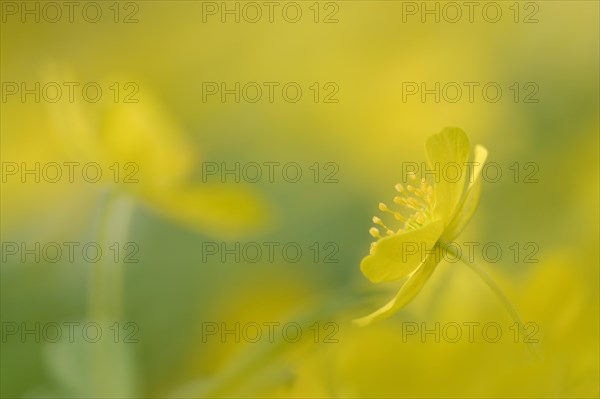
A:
88;190;135;321
444;245;538;355
88;189;136;395
89;190;114;322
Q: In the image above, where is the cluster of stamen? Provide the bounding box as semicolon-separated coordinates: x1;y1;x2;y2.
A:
369;173;435;250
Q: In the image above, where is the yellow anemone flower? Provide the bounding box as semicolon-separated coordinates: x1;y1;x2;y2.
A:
43;68;266;238
355;127;488;326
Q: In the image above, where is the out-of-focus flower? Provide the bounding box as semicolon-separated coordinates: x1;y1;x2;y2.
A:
45;68;267;238
356;128;488;325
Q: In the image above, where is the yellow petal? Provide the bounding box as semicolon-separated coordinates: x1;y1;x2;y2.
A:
46;91;101;163
144;184;268;238
425;127;470;223
44;67;194;192
442;145;488;242
354;253;439;326
101;94;195;192
360;220;443;283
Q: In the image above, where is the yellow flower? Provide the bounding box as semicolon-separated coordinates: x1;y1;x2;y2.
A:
44;68;267;238
355;127;488;326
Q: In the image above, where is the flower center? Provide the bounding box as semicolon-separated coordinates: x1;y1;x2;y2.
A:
369;173;435;241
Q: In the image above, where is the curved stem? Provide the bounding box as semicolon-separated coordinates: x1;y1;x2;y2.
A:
444;245;538;355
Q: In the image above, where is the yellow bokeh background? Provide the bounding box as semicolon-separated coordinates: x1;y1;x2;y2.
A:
1;1;598;398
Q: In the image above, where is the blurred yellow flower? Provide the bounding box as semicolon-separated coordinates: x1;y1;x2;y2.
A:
45;69;267;238
356;128;488;325
33;69;271;398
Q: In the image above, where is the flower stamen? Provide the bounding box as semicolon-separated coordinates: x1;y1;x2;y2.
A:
369;178;436;241
369;227;381;238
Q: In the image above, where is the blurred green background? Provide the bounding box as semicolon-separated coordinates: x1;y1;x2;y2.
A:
1;1;598;397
